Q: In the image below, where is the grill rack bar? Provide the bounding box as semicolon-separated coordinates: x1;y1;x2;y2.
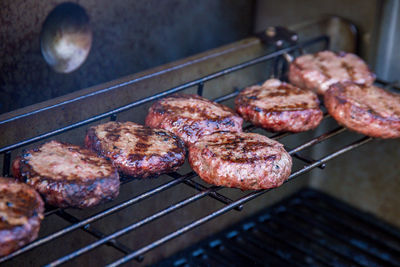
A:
44;133;372;267
299;201;400;263
55;210;133;255
0;35;329;154
0;34;382;266
105;136;372;267
158;188;400;267
0;105;342;264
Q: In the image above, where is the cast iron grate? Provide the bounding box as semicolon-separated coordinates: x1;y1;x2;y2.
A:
156;188;400;267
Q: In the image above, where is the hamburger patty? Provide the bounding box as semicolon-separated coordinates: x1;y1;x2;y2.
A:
12;141;120;208
289;51;375;95
0;177;44;256
188;132;292;190
145;94;243;145
235;79;323;132
85;121;185;178
325;82;400;138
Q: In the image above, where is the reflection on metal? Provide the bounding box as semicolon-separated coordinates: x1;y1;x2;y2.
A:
375;0;400;80
40;2;92;73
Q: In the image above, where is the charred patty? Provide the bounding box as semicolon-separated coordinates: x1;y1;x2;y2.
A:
12;140;120;208
188;131;292;190
85;121;186;178
325;82;400;138
145;94;243;145
0;177;44;256
235;79;323;132
289;51;375;95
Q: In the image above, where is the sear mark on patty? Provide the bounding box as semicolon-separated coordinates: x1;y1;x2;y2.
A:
85;121;186;178
235;79;323;132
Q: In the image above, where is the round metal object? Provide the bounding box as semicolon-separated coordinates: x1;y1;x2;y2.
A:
40;2;92;73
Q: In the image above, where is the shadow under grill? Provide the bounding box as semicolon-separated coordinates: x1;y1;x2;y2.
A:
157;188;400;267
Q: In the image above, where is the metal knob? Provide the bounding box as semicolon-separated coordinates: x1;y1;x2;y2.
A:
40;3;92;73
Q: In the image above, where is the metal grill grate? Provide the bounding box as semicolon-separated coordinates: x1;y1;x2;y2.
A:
156;188;400;267
0;34;394;266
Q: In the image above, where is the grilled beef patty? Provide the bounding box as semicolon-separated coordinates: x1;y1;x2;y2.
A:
289;51;375;95
235;79;323;132
188;132;292;190
0;177;44;256
325;82;400;138
145;94;243;145
12;141;120;208
85;121;185;178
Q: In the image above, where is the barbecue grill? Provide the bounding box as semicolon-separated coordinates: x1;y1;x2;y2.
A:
0;1;399;266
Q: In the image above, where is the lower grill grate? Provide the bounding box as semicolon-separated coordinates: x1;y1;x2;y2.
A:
156;188;400;267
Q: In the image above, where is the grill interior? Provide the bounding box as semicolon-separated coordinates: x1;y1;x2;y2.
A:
156;188;400;267
0;34;398;266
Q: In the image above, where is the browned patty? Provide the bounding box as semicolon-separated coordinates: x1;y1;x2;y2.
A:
289;51;375;95
235;79;323;132
0;177;44;256
12;140;120;208
145;94;243;145
85;121;186;178
188;132;292;190
325;82;400;138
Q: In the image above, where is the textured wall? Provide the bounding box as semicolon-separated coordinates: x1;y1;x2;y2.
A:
0;0;253;114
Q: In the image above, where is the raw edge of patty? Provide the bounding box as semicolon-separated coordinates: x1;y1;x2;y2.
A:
325;82;400;138
12;141;120;208
145;94;243;145
188;131;292;190
85;121;186;178
289;50;375;95
0;177;44;256
235;79;323;132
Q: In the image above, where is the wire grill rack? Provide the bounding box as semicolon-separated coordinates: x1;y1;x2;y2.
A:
0;35;387;266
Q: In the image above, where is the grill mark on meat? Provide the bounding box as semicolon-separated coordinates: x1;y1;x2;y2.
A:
106;133;120;142
0;189;38;226
161;103;232;122
318;63;332;79
341;62;355;80
133;127;151;152
145;94;243;145
221;154;277;163
205;136;276;163
12;141;120;208
188;132;292;190
289;51;375;95
235;79;323;132
0;178;44;256
86;121;185;177
325;82;400;138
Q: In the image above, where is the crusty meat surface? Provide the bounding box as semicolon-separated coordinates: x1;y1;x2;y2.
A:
289;51;375;95
235;79;323;132
188;132;292;190
0;177;44;256
325;82;400;138
12;140;120;208
85;121;185;178
145;94;243;145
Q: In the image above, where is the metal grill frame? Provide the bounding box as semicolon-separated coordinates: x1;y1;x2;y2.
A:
0;34;385;266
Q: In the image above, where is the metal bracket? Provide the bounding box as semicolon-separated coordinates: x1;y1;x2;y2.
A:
256;26;298;47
